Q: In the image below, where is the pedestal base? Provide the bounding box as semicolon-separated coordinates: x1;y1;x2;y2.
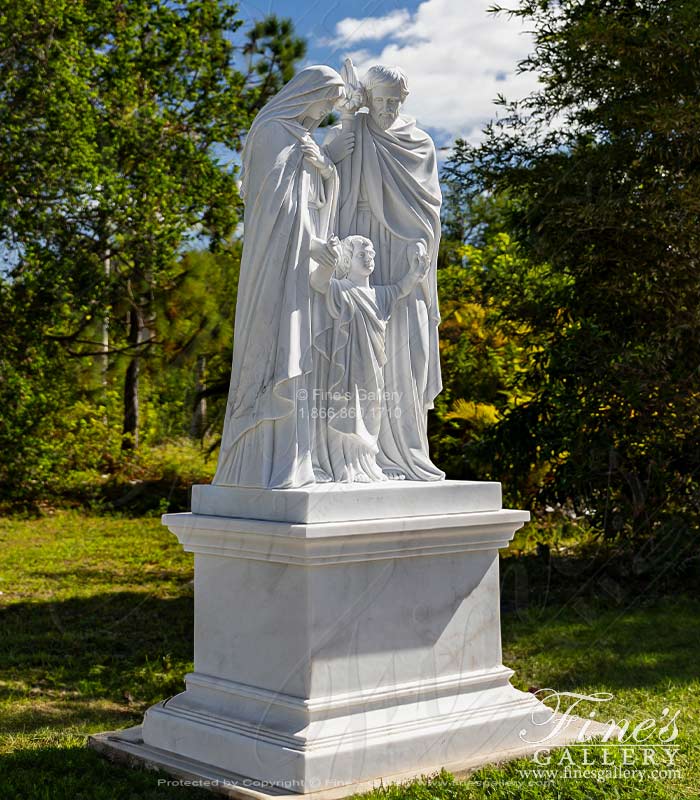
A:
90;710;609;799
90;482;605;794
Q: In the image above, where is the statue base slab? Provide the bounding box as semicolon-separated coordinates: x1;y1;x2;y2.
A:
192;479;501;523
90;483;608;794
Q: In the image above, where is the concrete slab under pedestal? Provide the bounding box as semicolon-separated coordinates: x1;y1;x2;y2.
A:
89;712;614;800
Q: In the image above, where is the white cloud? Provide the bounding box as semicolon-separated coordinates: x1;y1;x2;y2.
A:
334;0;539;147
335;10;412;44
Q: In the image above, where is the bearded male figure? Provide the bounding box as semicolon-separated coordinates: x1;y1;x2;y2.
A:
323;63;444;481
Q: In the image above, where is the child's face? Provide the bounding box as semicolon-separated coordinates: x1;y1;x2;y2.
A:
349;242;375;281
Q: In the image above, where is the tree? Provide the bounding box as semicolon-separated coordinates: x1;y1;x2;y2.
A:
431;193;565;487
242;14;307;115
0;2;305;451
0;276;68;501
148;245;241;444
444;0;700;538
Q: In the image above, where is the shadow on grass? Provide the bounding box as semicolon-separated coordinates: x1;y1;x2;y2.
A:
0;592;195;734
90;478;193;516
3;578;700;717
0;743;211;799
500;557;700;693
1;479;194;518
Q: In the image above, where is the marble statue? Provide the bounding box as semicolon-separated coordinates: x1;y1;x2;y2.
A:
325;61;445;481
213;65;345;489
213;61;444;488
95;67;607;797
310;234;431;484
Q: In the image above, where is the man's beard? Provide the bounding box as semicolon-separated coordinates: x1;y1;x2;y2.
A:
377;112;397;129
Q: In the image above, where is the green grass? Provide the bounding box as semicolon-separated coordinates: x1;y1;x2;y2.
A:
0;512;698;799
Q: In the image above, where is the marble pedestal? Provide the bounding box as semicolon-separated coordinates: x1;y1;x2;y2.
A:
90;482;602;796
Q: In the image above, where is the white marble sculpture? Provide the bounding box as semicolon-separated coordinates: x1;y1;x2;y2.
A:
311;234;431;484
91;63;611;798
214;60;444;489
326;61;444;481
213;65;345;489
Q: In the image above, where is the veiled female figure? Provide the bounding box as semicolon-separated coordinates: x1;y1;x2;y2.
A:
213;66;345;488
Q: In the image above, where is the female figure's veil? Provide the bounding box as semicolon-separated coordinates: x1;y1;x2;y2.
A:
214;66;344;488
240;65;345;198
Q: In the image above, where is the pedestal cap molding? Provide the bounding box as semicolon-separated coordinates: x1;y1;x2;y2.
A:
161;510;530;565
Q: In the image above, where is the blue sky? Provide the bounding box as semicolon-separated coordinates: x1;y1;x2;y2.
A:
234;0;538;152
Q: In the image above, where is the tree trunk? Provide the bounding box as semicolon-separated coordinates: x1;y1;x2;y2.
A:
190;354;207;440
101;250;111;387
122;306;143;450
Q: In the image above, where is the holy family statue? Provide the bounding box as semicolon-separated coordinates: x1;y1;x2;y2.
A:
213;61;444;488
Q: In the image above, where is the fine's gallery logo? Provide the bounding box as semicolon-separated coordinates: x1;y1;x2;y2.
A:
519;689;680;746
514;690;682;782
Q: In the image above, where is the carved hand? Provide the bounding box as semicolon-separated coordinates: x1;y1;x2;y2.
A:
325;131;356;164
301;138;332;176
310;236;339;269
409;240;429;279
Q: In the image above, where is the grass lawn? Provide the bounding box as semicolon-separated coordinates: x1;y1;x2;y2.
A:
0;511;698;799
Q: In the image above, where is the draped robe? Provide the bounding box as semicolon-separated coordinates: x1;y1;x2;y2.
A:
312;281;399;482
324;112;444;480
214;90;340;488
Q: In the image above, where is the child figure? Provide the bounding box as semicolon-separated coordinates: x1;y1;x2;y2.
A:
311;234;430;483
